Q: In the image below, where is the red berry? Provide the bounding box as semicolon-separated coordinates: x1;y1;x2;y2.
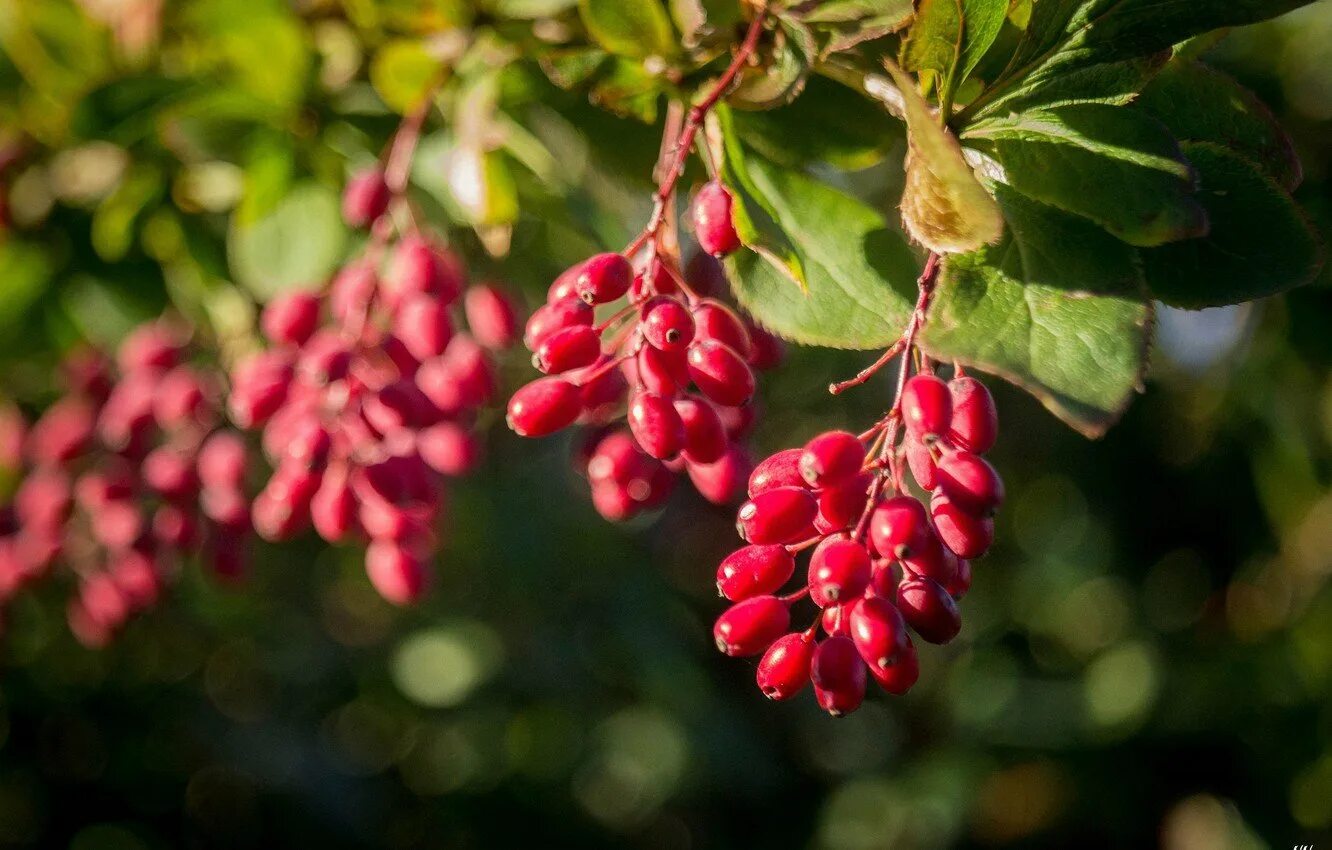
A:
525;297;594;350
464;284;520;350
868;496;931;560
228;351;293;428
716;544;795;601
713;595;789;656
117;322;182;374
686;339;755;407
154;367;214;432
385;236;462;307
736;486;817;545
640;297;695;352
848;595;908;671
815;474;871;534
507;377;581;437
936;451;1004;515
808;537;872;607
948;376;998;454
899;533;960;586
329;261;378;327
685;444;751;506
365;540;429;605
693;181;742;257
944;558;973;599
799;430;864;488
756;632;814;701
342;167;391;228
142;446;198;501
262;290;321;346
747;448;806;497
674;396;726;464
691;300;751;359
930;494;994;559
901;374;952;439
634;345;688;396
27;397;96;464
905;438;939;491
535;325;601;374
574;253;633;305
198;431;248;491
811;635;867;716
587;431;652;487
745;322;785;370
417;421;480;476
627;391;685;460
311;464;357;543
394;294;454;361
867;637;918;695
15;470;73;532
897;576;962;644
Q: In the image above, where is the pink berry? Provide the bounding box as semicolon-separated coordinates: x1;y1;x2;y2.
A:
906;438;939;491
897;576;962;644
930;494;994;559
713;595;790;656
948;376;998;453
524;298;594;350
262;290;321;346
686;339;754;407
417;421;480;476
117;322;181;374
365;540;429;605
142;446;198;501
747;448;806;497
685;443;752;506
329;261;378;327
848;595;908;671
342;167;391;228
945;558;973;599
27;397;96;464
756;632;814;701
394;294;454;361
627;391;685;460
228;351;293;429
868;496;931;560
634;345;688;396
691;300;751;359
716;544;795;601
808;536;872;607
693;181;742;257
507;377;581;437
464;284;520;350
936;451;1004;515
535;325;601;375
640;297;695;352
799;430;864;488
674;396;726;465
198;431;248;490
815;474;871;533
153;504;198;549
736;486;818;545
901;374;952;439
574;253;633;305
154;367;214;432
311;465;357;543
812;635;867;716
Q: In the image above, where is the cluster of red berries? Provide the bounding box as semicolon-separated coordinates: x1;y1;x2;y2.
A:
224;165;519;605
506;181;781;520
713;373;1002;716
0;324;251;646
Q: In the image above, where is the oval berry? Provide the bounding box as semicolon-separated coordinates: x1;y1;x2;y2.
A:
365;541;429;605
713;595;790;657
574;253;633;305
692;181;742;257
936;451;1004;515
674;396;727;465
868;495;932;560
464;283;520;350
524;297;593;350
930;494;994;559
948;376;998;454
686;339;754;407
848;595;908;670
736;486;818;545
748;448;806;497
808;537;872;607
756;632;814;701
535;325;601;374
342;167;390;228
685;444;751;506
691;300;751;358
717;544;795;601
799;430;864;488
901;374;952;439
906;438;939;491
627;391;685;460
897;576;962;644
867;637;919;695
507;377;581;437
812;635;867;716
640;297;695;352
394;294;454;361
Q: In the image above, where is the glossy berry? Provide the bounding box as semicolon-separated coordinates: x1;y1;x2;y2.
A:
641;297;695;352
897;576;962;644
947;376;998;454
868;496;932;560
713;595;790;656
716;544;795;601
524;297;593;349
342;167;391;228
692;300;751;358
736;486;817;545
808;537;872;607
906;438;939;490
748;448;806;496
686;339;754;407
685;444;751;506
901;374;952;439
756;632;815;701
574;253;633;304
799;430;864;488
674;396;727;464
693;181;742;257
930;494;994;559
627;391;685;460
507;378;581;437
811;635;867;716
936;451;1004;515
535;325;601;374
815;476;871;533
848;595;908;670
867;638;919;695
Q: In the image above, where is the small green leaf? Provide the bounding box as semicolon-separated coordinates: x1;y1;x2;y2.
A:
0;241;53;336
963;103;1206;246
229;182;346;300
800;0;913;24
901;0;963;92
669;0;739;47
370;39;441;114
579;0;678;59
1142;143;1322;309
920;185;1152;437
722;154;919;350
887;62;1004;255
1135;60;1302;192
729;16;815;110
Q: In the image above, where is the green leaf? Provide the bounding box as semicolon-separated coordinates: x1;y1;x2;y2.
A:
721;155;919;349
800;0;913;24
729;16;815;110
1135;60;1302;192
1141;143;1322;309
970;54;1165;118
963;103;1206;246
229;182;346;300
370;39;442;114
920;185;1152;437
902;0;1009;100
669;0;740;47
0;242;53;336
887;62;1004;255
579;0;678;59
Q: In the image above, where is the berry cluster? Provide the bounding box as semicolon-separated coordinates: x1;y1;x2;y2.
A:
225;165;519;605
714;346;1003;715
507;235;781;520
0;324;252;646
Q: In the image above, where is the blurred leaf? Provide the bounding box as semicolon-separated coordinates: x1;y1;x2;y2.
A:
370;39;442;113
0;241;53;334
720;143;919;349
589;59;666;123
731;76;904;170
538;47;611;90
1135;60;1302;192
921;185;1151;436
186;0;312;112
887;61;1003;254
1142;143;1322;308
92;165;164;262
962;103;1206;247
578;0;678;59
669;0;740;47
489;0;578;18
228;182;345;300
729;16;815;110
801;0;912;24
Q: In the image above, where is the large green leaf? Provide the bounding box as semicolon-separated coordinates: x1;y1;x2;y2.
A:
920;186;1152;437
229;182;346;300
888;62;1003;255
963;103;1206;246
722;156;919;350
579;0;678;59
1141;143;1322;309
1135;60;1302;192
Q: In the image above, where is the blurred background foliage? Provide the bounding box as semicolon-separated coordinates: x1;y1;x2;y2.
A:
1;0;1332;848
